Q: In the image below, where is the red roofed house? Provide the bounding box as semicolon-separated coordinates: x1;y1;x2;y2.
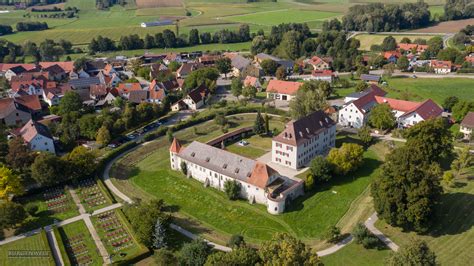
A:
17;119;55;153
243;76;261;91
39;62;74;73
308;70;334;82
383;51;402;63
430;60;452;74
339;91;443;128
115;83;143;100
465;55;474;66
460;112;474;140
148;79;167;104
397;43;428;54
306;56;332;70
169;138;304;214
266;80;303;101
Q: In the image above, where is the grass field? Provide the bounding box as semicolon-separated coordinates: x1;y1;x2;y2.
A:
383;77;474;105
321;242;391;266
224;9;339;26
225;134;275;159
374;166;474;265
56;221;102;266
109;113;385;248
355;34;437;51
0;231;55;266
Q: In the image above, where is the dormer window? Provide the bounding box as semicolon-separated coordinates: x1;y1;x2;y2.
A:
205;157;210;162
223;164;227;169
235;168;240;173
191;152;195;157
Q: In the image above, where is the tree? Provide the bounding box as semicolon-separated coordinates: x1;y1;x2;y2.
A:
6;137;34;172
381;36;397;51
450;146;473;179
65;146;97;180
305;173;315;191
397;55;409;71
0;201;27;229
152;218;167;249
168;61;181;72
275;66;286;80
215;57;232;78
259;233;322;265
179;239;212;266
25;203;38;216
264;113;270;135
443;96;459;112
387;239;437;266
242;85;257;99
162;29;177;48
442;171;454;187
383;63;396;78
400;37;411;44
369;103;396;130
230;78;242;99
124;199;171;247
58;91;83;115
155;249;177;266
180;161;187;175
289;81;328;119
223;180;240;200
354;81;368;92
451;100;474;122
96;125;111;147
167;128;174;143
205;245;260;266
214;113;227;126
357;126;373;147
404;118;453;163
31;153;67;186
327;143;364;175
310;156;332;183
228;234;245;248
0;165;24;200
371;145;443;233
184;67;220;93
352;223;380;249
188;28;200;46
260;59;279;76
253;111;265;135
324;225;341;243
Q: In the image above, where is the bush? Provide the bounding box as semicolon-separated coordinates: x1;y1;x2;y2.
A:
25;203;38;216
224;180;241;200
180;161;187;175
304;173;315;191
324;225;341;243
352;223;381;249
228;234;245;247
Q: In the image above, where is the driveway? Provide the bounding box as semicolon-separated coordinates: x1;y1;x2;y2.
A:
257;152;308;179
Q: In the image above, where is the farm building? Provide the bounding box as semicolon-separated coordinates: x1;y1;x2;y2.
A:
140;20;173;28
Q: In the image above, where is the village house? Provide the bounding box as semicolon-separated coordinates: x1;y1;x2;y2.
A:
169;138;304;214
17;119;55;153
254;53;294;72
243;76;262;91
148;79;167;104
383;51;402;64
224;53;251;77
42;88;62;106
0;98;33;126
360;74;382;84
272;111;336;169
114;83;143;100
171;83;209;111
305;70;335;83
430;60;452;74
198;54;221;66
176;62;203;78
460;112;474;140
397;43;428;55
305;56;332;70
338;88;443;128
5;65;29;81
266;80;303;101
0;63;35;78
344;84;387;103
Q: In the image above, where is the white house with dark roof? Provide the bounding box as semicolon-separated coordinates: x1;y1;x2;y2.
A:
272;110;336;169
460;112;474;139
171;84;209;111
169;138;304;214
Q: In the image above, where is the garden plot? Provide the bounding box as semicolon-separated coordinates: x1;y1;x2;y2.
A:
43;187;74;214
76;179;111;212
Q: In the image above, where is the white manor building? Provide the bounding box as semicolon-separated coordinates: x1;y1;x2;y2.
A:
272;111;337;170
169;139;304;214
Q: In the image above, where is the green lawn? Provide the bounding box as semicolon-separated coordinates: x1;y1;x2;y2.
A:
355;34;437;51
224;9;340;26
384;77;474;105
374;167;474;265
0;230;55;266
110;114;384;247
56;221;102;266
321;242;391;266
15;189;80;235
225;134;275;159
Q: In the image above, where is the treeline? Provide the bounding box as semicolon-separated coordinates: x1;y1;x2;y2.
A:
0;24;13;36
453;25;474;46
0;38;77;63
16;21;48;31
444;0;474;21
342;2;431;32
250;21;360;71
88;25;251;53
96;0;128;9
0;0;65;6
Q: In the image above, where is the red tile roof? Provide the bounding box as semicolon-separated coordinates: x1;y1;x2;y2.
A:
312;70;333;77
14;95;41;112
39;62;74;73
430;60;452;69
374;96;443;120
170;138;182;153
374;96;420;112
243;76;258;87
383;51;402;60
116;83;142;95
248;162;277;189
266;80;303;95
461;112;474;127
0;63;36;72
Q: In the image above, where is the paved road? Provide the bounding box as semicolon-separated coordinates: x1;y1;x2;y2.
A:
317;235;353;257
365;213;399;251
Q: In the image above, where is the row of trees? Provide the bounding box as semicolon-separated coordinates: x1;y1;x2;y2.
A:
342;2;431;32
0;38;76;63
444;0;474;21
16;21;48;31
88;25;251;53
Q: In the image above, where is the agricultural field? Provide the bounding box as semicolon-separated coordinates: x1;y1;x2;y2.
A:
55;221;103;266
383;77;474;105
0;231;55;266
355;33;438;51
224;9;340;26
109;113;386;248
136;0;183;8
408;17;474;33
374;166;474;265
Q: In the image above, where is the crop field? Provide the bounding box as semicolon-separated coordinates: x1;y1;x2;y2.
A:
355;34;437;51
136;0;183;8
408;17;474;33
0;231;55;266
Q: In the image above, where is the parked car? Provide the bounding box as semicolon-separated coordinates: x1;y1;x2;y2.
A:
238;140;249;146
107;143;118;148
126;134;137;140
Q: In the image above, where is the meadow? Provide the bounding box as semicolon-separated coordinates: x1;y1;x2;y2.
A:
321;242;391;266
355;33;438;51
109;113;386;248
0;231;55;266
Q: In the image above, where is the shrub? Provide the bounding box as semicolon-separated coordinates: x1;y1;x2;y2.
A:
324;225;341;243
352;223;381;249
228;234;245;247
25;203;38;216
224;180;241;200
180;162;187;175
304;173;315;191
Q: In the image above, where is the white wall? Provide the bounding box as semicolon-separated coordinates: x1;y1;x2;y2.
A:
29;134;55;153
338;103;366;128
398;112;424;128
